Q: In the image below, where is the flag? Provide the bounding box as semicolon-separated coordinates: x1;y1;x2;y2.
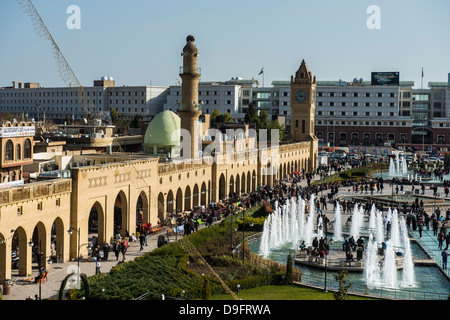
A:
258;67;264;75
422;67;424;78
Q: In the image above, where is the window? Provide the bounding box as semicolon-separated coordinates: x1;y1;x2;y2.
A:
24;139;32;159
295;120;299;128
341;102;346;107
5;140;13;161
16;144;21;160
302;120;305;134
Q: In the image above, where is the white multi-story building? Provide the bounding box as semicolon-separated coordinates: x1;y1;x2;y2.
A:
0;78;169;122
164;77;258;119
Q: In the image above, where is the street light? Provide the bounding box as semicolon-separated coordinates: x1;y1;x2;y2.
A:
241;209;253;261
67;227;91;288
28;238;51;300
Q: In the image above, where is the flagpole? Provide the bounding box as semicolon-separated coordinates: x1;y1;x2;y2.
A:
421;67;423;89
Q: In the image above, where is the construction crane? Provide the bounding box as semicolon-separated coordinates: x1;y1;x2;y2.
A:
16;0;97;124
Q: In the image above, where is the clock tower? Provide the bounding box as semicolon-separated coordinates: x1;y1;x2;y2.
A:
290;59;317;142
290;59;318;170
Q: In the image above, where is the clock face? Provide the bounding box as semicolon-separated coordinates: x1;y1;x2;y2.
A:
295;90;307;103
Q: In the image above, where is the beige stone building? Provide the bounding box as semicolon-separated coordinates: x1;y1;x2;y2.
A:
0;36;317;281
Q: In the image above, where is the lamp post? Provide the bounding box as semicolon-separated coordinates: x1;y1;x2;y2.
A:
241;208;253;261
67;227;84;288
230;204;235;252
28;239;42;300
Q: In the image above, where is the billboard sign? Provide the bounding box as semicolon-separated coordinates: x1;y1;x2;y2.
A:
0;126;35;138
371;72;400;86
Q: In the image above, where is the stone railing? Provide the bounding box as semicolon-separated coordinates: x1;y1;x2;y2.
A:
0;179;72;206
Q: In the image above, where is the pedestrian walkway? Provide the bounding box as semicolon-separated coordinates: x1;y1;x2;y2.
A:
3;231;158;300
3;223;213;300
408;225;450;279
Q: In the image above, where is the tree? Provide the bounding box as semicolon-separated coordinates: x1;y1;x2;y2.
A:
202;278;211;300
333;270;353;300
244;102;286;142
285;253;294;285
110;108;119;124
211;109;220;123
131;114;142;129
244;102;259;127
211;110;233;126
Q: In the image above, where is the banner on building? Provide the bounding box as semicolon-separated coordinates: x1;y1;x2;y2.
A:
371;72;400;86
0;126;35;138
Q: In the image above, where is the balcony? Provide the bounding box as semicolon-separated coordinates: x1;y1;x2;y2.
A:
179;66;201;75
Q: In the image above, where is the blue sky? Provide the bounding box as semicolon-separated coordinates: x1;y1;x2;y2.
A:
1;0;449;88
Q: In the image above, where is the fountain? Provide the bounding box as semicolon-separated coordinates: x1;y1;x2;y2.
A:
333;201;343;241
400;217;416;287
375;209;385;244
388;155;408;177
350;204;363;240
383;240;399;289
304;194;316;246
256;188;428;294
390;209;400;249
369;204;376;233
259;195;316;256
365;234;382;287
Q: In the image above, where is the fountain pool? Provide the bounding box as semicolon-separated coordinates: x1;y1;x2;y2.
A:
248;237;449;299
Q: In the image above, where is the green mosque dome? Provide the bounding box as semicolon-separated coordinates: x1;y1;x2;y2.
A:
144;110;180;148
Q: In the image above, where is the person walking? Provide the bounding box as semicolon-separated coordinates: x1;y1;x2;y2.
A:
438;231;444;250
102;242;110;261
121;239;128;262
114;241;120;260
96;258;102;274
139;232;145;251
441;249;448;270
445;232;450;250
432;217;439;236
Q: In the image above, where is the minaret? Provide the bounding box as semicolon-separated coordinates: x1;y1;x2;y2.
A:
179;35;202;160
